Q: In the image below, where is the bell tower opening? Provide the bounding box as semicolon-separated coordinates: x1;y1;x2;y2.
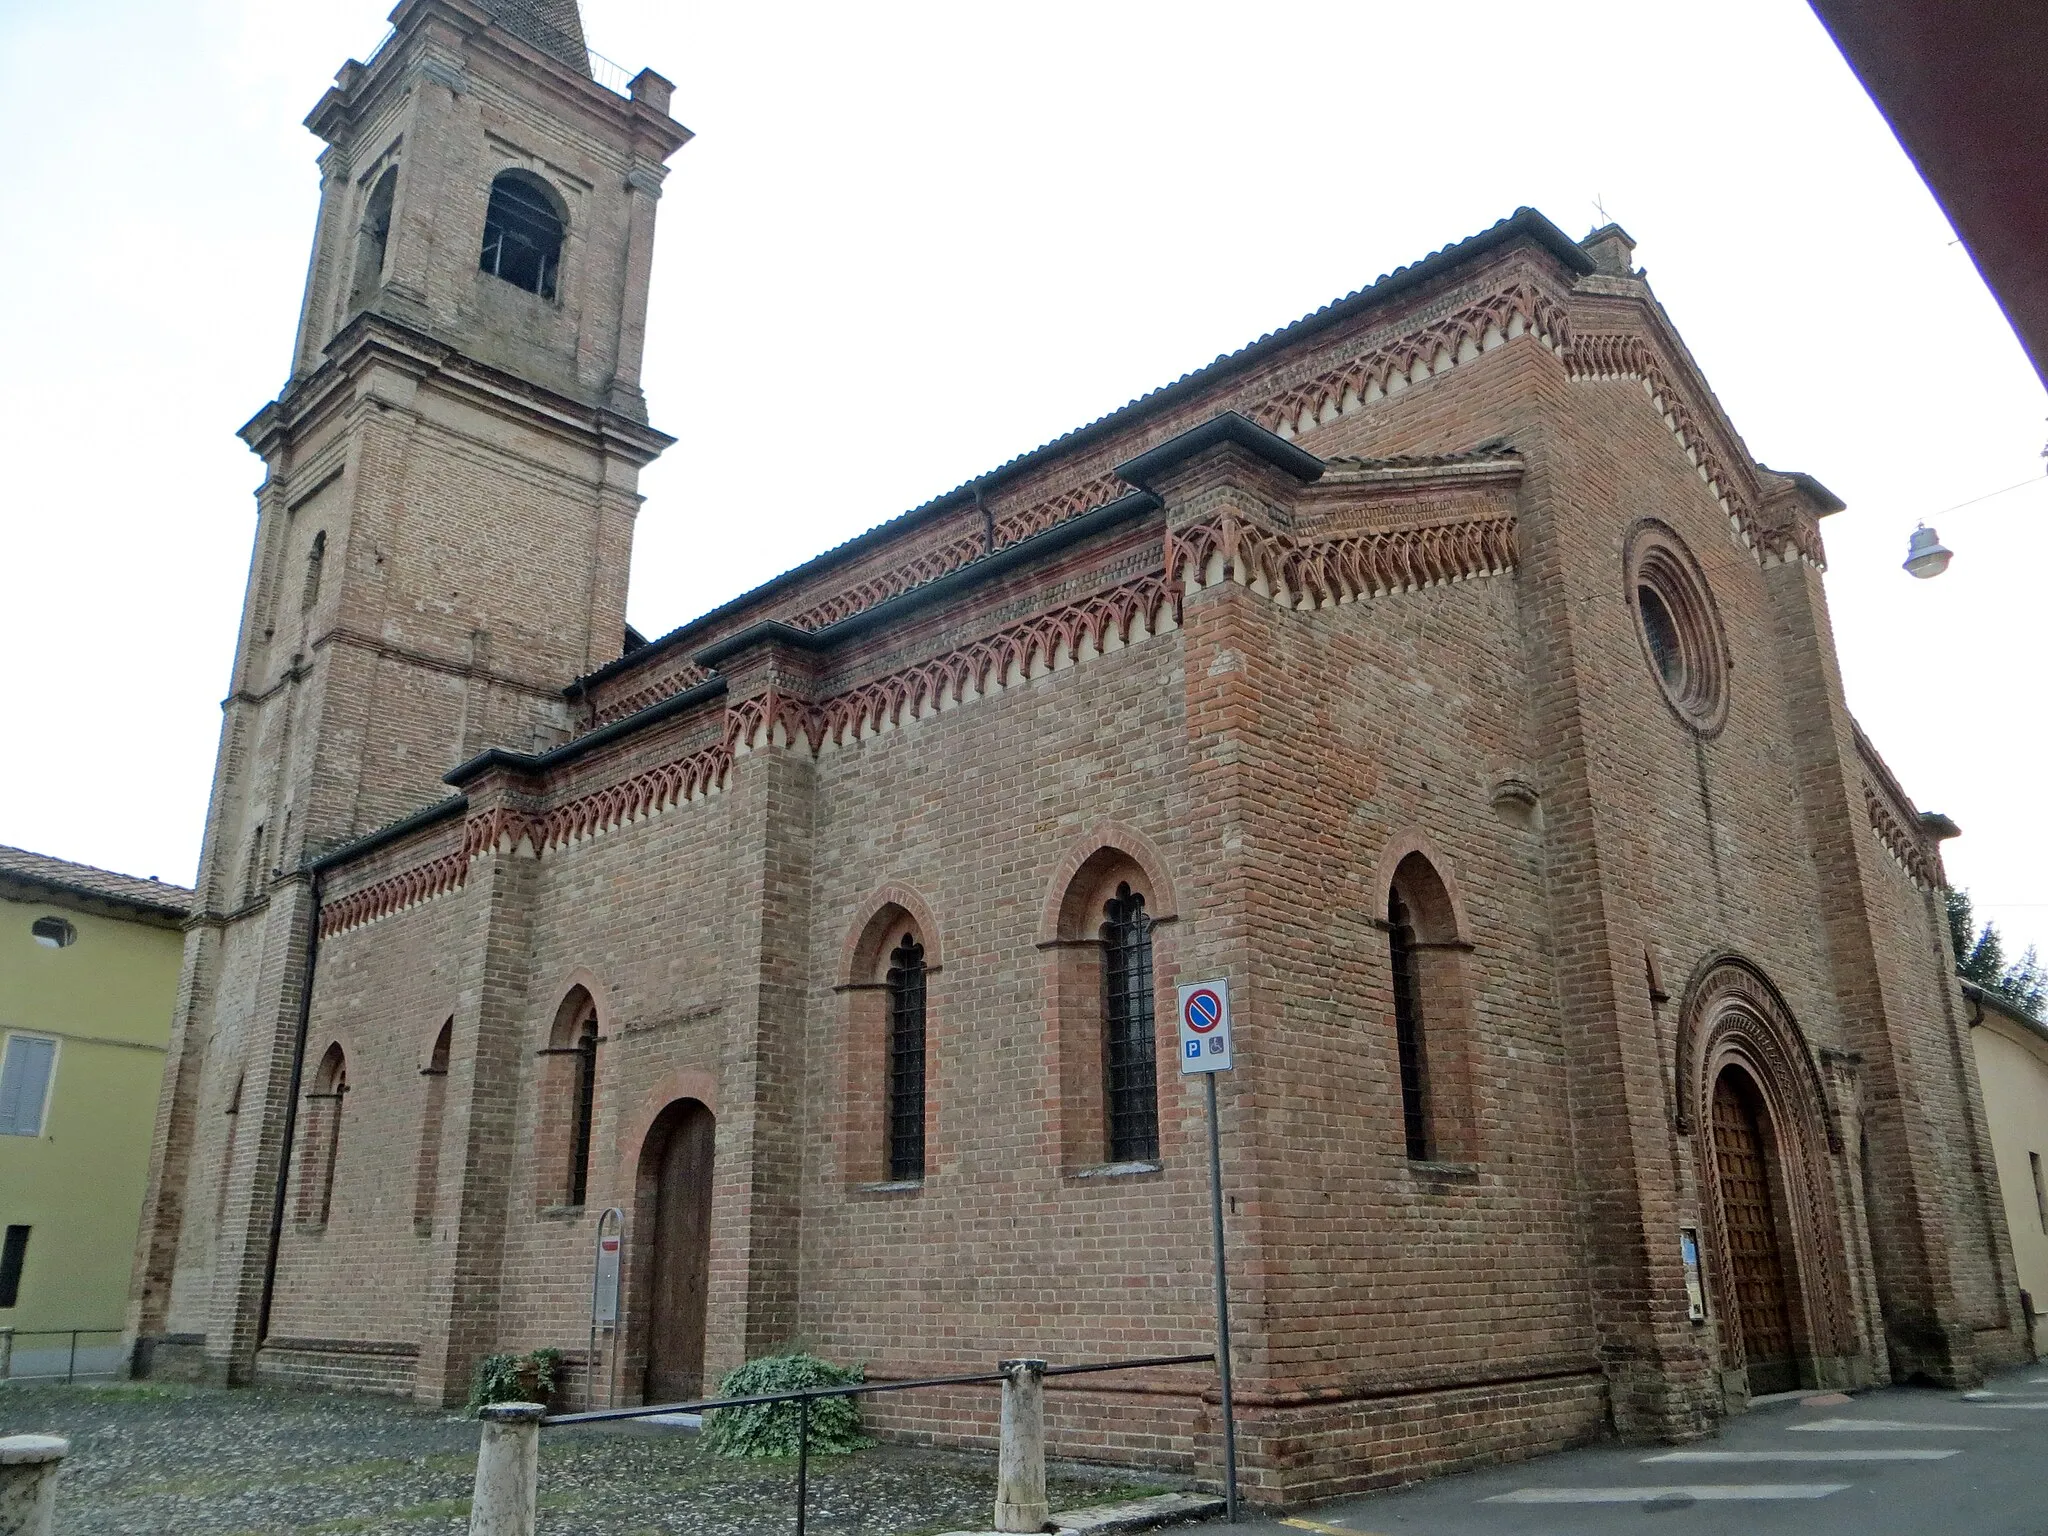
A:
480;170;566;298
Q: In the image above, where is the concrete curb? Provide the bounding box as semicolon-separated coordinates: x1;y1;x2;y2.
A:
927;1489;1227;1535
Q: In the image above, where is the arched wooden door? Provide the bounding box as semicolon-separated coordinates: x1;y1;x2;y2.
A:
1711;1067;1799;1395
641;1098;715;1402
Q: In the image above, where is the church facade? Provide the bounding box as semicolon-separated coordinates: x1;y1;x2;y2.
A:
128;0;2028;1503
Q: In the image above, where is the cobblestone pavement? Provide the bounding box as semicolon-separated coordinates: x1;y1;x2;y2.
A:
0;1382;1172;1534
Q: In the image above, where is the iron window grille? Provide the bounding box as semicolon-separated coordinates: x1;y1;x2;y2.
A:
568;1011;599;1206
479;172;564;299
1388;892;1433;1160
886;936;927;1182
1101;885;1159;1163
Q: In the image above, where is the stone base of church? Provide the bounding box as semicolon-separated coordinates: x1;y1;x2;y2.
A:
252;1338;420;1398
131;1334;212;1385
1232;1372;1610;1505
850;1368;1613;1506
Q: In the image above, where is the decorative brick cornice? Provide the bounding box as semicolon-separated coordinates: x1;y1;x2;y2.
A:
319;743;732;937
590;660;714;726
1166;511;1517;609
1565;332;1815;568
1852;723;1937;888
326;501;1513;933
529;739;731;851
1864;782;1938;888
781;473;1129;633
1257;280;1572;442
729;574;1183;754
318;821;488;938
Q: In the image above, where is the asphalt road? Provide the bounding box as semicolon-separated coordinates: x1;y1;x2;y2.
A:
1237;1360;2048;1536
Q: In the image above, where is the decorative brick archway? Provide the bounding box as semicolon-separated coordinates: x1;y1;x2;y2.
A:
1676;955;1860;1397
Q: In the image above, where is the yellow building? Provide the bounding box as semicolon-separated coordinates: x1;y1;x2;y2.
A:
1967;979;2048;1359
1;846;188;1379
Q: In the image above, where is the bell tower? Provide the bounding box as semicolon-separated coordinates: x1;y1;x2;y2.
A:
127;0;690;1383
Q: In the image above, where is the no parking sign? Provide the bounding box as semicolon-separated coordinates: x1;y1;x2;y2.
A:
1176;978;1234;1073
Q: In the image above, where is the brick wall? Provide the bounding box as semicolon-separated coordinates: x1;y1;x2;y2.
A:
139;147;2029;1503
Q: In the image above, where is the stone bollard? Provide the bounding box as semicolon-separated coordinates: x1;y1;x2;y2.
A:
992;1358;1048;1534
0;1435;69;1536
468;1403;545;1536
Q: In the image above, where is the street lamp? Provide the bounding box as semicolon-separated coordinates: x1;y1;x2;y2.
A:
1903;523;1953;579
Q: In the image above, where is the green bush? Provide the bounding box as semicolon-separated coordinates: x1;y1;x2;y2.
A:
467;1347;566;1412
701;1353;872;1459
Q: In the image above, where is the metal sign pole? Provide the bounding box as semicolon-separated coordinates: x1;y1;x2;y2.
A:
590;1208;625;1411
1204;1070;1240;1523
1177;977;1239;1523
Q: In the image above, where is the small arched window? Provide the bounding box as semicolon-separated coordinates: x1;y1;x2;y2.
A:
479;170;565;299
350;166;397;309
296;1043;347;1229
414;1020;451;1233
886;934;928;1181
1387;890;1432;1160
301;530;326;612
1384;851;1479;1164
214;1072;243;1233
568;1007;599;1206
540;988;600;1209
243;824;267;905
1101;883;1159;1164
30;916;75;949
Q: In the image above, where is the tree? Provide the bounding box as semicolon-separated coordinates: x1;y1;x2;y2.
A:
1946;887;2048;1020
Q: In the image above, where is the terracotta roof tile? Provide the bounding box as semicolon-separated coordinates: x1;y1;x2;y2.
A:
0;844;192;918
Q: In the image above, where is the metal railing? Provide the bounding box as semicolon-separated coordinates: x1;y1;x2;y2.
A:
541;1351;1218;1536
586;49;635;96
0;1328;125;1384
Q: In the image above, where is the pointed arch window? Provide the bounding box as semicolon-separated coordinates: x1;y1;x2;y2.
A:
1384;850;1480;1165
839;900;938;1191
480;170;565;299
214;1073;243;1234
886;935;927;1181
1102;884;1159;1164
295;1043;347;1229
301;530;326;612
1387;890;1432;1161
568;1008;598;1207
539;988;601;1210
350;166;396;310
414;1020;451;1233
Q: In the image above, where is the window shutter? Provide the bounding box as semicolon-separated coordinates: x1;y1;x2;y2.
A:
0;1035;57;1136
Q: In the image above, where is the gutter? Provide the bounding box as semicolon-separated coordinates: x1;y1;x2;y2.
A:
447;676;728;788
307;795;470;873
692;489;1162;669
255;868;323;1354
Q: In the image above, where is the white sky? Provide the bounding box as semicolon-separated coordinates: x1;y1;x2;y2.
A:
1;0;2042;962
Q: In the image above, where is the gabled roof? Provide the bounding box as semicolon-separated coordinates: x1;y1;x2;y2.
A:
572;206;1594;700
0;844;192;920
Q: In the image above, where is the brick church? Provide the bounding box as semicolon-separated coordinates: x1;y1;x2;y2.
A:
127;0;2028;1502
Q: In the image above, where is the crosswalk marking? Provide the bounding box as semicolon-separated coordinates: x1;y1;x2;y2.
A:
1644;1449;1958;1463
1483;1484;1849;1503
1970;1402;2048;1410
1789;1417;2007;1433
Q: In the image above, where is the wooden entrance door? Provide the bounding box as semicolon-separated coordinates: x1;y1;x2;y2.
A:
644;1099;714;1403
1712;1069;1799;1395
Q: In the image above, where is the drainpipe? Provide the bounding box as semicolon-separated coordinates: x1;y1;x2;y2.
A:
255;868;323;1351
